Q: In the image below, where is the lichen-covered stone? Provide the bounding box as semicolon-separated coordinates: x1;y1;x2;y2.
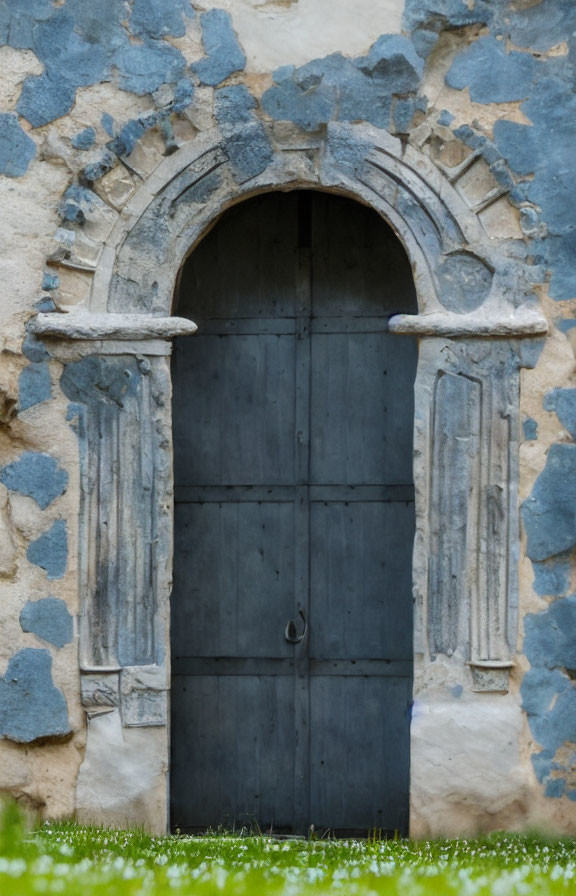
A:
403;0;492;58
544;389;576;440
434;253;492;313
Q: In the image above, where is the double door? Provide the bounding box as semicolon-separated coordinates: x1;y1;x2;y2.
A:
171;192;416;834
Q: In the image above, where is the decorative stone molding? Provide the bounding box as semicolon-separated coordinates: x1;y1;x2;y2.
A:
388;309;548;338
468;660;515;693
413;337;540;692
29;313;197;341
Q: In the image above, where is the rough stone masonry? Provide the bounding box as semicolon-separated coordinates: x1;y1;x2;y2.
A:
0;0;575;835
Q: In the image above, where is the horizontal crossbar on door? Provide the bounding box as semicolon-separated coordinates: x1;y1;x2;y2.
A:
192;317;394;335
172;657;413;677
174;484;415;503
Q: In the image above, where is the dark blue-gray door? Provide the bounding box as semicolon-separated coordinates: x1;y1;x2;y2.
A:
171;191;417;835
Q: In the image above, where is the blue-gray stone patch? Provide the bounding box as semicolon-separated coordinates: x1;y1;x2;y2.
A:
18;363;52;411
22;334;50;363
130;0;194;40
434;252;492;313
544;389;576;440
262;35;423;133
20;596;73;648
0;648;70;743
446;36;538;104
0;113;36;177
8;0;190;127
521;444;576;562
522;418;538;442
532;554;571;598
192;9;246;87
27;520;68;580
0;451;67;509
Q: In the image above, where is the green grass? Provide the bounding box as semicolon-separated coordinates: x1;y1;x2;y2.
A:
0;805;575;895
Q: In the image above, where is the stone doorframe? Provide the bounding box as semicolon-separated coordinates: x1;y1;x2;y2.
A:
30;121;547;832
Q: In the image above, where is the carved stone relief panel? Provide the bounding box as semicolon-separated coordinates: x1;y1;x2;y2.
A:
61;353;171;669
411;336;539;691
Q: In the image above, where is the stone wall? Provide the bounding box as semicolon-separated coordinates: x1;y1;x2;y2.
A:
0;0;575;835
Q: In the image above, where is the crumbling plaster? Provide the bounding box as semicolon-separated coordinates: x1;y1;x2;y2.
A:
0;0;574;835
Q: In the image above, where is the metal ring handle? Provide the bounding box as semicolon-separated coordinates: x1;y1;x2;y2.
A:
284;609;308;644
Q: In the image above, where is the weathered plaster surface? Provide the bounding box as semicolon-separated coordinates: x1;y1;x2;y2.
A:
0;0;574;835
75;709;168;830
194;0;404;72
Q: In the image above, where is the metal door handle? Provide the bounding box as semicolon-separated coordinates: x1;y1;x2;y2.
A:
285;609;308;644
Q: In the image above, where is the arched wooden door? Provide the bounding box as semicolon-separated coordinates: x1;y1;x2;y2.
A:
171;191;417;835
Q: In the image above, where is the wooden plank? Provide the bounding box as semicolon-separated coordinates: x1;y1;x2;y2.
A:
172;502;296;659
309;501;414;661
310;331;417;486
194;319;297;336
309;675;411;834
173;657;412;677
177;193;300;320
292;203;312;831
310;191;417;318
172;332;297;486
171;674;296;831
174;484;415;503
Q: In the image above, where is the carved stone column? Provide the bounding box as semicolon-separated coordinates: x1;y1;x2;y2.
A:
390;310;545;692
30;312;196;828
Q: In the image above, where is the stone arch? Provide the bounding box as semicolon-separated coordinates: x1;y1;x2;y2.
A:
30;119;548;832
35;120;546;335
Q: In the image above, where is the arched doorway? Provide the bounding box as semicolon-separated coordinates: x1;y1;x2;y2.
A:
170;190;418;835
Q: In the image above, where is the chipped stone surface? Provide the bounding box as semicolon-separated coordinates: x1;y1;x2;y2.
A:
410;697;531;837
80;673;120;709
75;709;168;833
